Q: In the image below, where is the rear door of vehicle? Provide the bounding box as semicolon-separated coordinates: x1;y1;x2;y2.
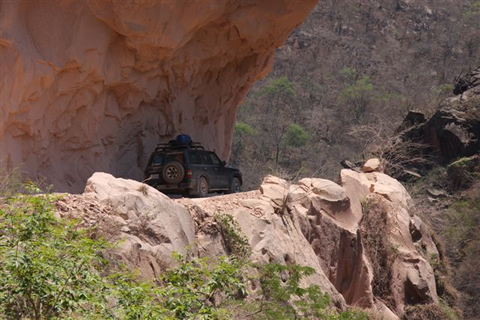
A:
205;152;230;189
146;153;164;182
196;151;220;189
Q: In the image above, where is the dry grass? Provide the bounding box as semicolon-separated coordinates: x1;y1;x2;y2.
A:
349;123;432;180
403;302;459;320
360;196;398;310
0;161;24;197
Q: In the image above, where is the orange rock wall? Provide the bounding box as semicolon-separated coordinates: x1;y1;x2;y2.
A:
0;0;317;192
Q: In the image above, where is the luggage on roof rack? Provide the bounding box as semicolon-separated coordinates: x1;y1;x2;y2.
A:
176;134;192;145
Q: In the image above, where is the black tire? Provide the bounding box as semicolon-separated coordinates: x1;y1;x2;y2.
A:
162;161;185;184
229;177;242;194
197;176;209;197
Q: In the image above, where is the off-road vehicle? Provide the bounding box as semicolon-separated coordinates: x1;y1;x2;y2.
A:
144;134;242;197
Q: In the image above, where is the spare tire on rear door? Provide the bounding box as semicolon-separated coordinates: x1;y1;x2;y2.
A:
162;161;185;184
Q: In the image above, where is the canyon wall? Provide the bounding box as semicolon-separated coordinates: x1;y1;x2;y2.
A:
0;0;317;192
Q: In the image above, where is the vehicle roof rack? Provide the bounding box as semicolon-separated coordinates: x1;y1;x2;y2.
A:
154;141;205;152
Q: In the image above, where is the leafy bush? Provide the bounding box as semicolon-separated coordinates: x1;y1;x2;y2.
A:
339;72;374;122
253;263;332;319
161;254;245;319
0;188;246;319
282;123;311;148
257;76;296;98
215;213;252;261
235;122;257;136
0;188;113;319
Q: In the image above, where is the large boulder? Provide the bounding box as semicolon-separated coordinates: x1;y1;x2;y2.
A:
57;172;196;279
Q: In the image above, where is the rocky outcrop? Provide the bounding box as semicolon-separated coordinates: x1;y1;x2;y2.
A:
57;170;440;318
56;172;196;279
399;86;480;166
0;0;316;192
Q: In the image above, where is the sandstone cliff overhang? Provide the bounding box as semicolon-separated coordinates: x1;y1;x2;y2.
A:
0;0;317;192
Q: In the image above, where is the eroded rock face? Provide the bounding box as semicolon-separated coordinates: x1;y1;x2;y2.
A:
57;172;196;279
0;0;316;192
57;170;440;318
179;171;439;318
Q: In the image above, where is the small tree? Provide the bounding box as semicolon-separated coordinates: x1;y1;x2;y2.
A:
339;75;374;122
233;121;257;164
283;123;311;148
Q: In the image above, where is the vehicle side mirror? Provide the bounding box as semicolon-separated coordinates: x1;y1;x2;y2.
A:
222;160;227;166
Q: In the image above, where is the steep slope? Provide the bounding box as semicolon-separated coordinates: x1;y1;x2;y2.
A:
0;0;316;192
234;0;480;189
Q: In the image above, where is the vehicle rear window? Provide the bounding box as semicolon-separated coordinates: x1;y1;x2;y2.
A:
166;152;184;163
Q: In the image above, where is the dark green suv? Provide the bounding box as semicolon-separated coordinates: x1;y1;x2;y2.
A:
144;135;242;197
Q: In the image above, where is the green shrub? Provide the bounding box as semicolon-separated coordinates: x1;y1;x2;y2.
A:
160;253;246;319
0;189;113;319
235;122;257;136
282;123;311;148
215;213;252;261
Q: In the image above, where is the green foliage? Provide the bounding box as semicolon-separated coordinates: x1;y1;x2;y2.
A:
339;73;374;121
340;76;374;102
282;123;311;148
433;84;455;95
215;214;252;261
160;253;246;320
255;263;330;319
109;271;166;319
247;263;368;320
0;191;113;319
234;122;257;136
0;185;369;320
463;0;480;21
257;76;296;98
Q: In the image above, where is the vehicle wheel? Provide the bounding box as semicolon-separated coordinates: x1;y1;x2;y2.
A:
229;177;242;194
162;161;185;184
197;176;209;197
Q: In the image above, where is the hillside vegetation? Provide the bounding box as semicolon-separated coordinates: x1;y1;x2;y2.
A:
233;0;480;189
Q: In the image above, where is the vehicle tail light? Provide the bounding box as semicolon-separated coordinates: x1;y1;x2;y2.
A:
187;170;192;179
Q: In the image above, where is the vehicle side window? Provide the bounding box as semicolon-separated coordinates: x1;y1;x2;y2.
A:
199;151;212;165
208;152;221;166
189;151;203;165
151;154;163;166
